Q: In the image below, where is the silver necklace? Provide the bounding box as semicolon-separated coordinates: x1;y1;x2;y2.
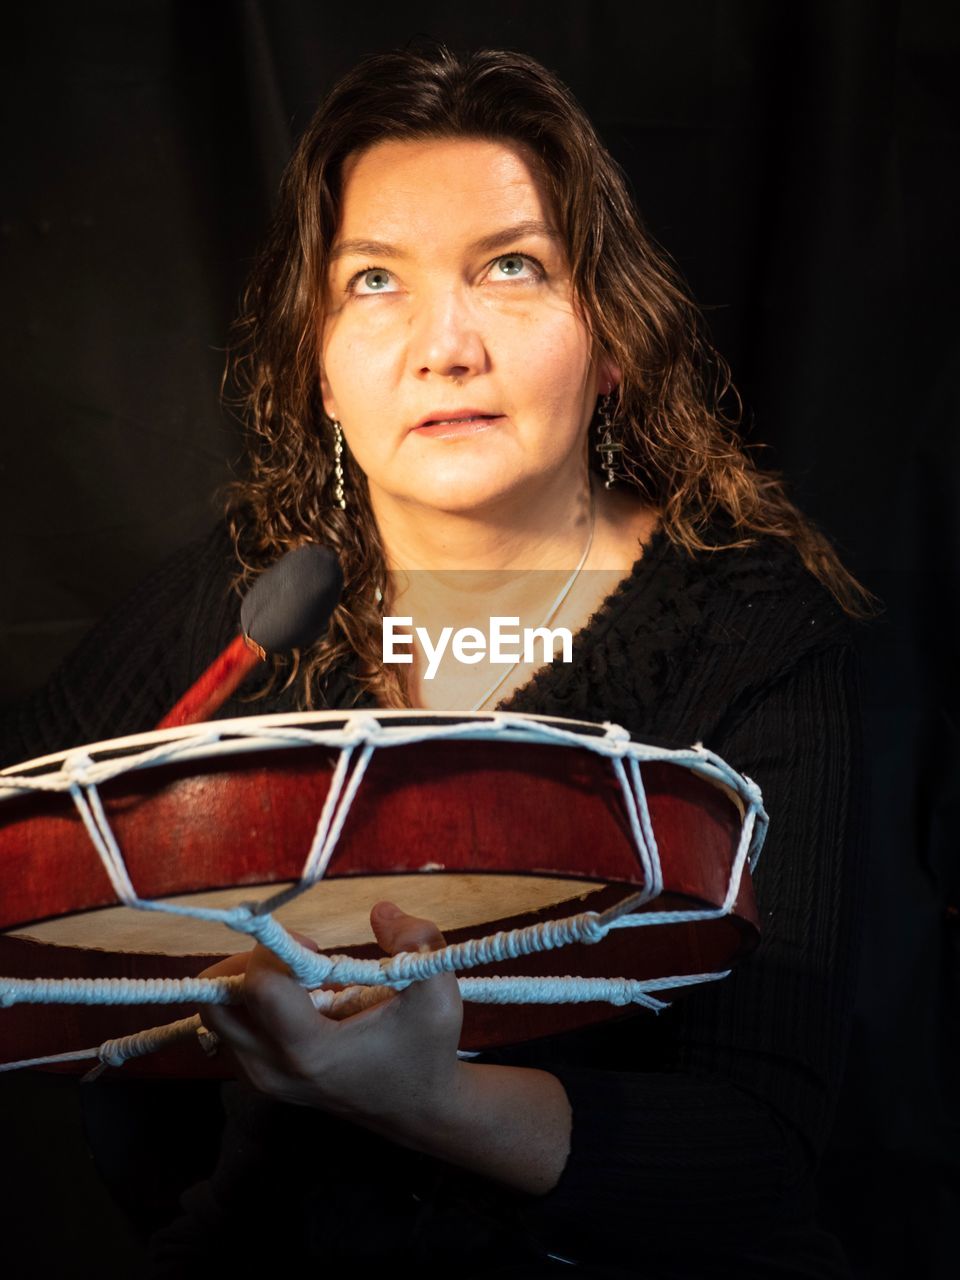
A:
467;491;596;713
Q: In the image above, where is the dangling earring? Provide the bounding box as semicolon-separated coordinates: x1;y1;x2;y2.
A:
332;419;346;510
596;393;622;489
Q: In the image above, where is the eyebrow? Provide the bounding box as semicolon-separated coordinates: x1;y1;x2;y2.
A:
328;219;560;264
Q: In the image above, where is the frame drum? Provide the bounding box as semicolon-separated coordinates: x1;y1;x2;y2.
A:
0;711;762;1075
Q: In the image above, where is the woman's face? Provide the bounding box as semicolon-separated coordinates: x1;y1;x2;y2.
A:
319;136;614;521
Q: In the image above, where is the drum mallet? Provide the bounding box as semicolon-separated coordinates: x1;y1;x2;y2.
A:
156;544;343;730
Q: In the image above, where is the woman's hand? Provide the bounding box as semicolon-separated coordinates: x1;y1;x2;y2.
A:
199;902;572;1195
198;901;462;1136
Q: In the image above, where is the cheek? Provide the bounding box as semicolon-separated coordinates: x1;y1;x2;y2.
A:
322;330;396;418
497;310;593;413
321;339;405;481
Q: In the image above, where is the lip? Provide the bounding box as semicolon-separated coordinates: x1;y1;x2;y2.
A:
413;417;504;440
410;409;503;434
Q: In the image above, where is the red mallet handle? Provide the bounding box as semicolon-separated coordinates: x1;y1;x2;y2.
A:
154;544;343;732
155;634;264;730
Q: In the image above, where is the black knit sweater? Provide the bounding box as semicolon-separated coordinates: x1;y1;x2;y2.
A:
1;523;864;1277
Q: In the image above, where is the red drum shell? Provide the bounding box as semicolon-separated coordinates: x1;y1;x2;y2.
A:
0;714;759;1075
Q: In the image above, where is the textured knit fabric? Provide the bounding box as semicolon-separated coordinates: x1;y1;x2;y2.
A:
0;521;864;1278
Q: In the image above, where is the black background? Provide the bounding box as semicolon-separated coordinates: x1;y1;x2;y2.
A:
1;3;957;1275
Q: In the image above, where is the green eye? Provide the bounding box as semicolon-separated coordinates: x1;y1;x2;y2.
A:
361;269;392;291
496;255;526;276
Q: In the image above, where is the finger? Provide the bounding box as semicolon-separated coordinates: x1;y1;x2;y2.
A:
199;1000;262;1056
314;984;396;1020
236;925;320;1031
196;948;256;980
195;927;317;986
194;1007;282;1095
197;931;321;988
240;942;332;1066
194;949;260;1052
287;928;320;953
369;901;461;1024
197;998;287;1093
198;932;324;1082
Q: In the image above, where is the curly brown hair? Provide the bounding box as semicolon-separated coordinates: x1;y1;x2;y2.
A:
226;44;873;709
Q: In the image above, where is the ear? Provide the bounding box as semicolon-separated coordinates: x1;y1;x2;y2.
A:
596;355;621;398
319;364;339;423
316;320;339;421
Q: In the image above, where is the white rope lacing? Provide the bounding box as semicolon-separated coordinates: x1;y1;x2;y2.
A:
0;711;767;1073
0;971;734;1077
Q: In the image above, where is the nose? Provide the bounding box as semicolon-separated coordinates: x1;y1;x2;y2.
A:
409;286;487;381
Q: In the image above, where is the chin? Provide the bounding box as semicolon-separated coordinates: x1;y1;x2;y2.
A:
450;474;576;516
412;483;521;517
389;460;531;516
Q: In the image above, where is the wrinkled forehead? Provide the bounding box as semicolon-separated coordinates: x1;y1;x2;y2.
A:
331;136;563;259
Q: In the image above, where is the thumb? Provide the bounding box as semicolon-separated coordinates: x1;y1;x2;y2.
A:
370;900;446;957
370;901;461;1025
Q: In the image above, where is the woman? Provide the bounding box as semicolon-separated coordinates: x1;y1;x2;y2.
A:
3;47;870;1278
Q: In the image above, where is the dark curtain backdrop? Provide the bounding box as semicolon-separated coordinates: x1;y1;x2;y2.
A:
1;3;957;1277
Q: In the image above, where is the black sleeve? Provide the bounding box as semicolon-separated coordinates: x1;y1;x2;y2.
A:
0;526;239;769
524;643;864;1262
